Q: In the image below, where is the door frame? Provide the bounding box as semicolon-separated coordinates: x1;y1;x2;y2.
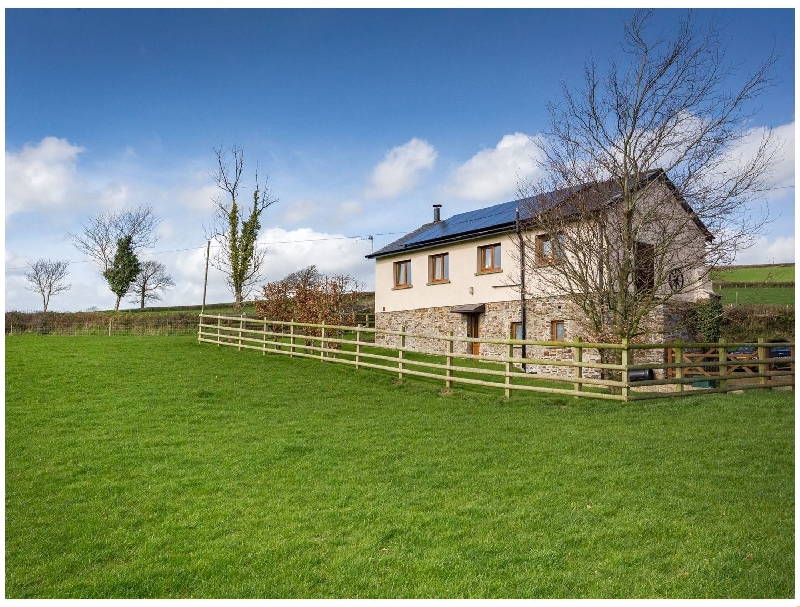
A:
466;313;480;356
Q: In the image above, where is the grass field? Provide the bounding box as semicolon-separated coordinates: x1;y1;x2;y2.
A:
711;264;795;306
5;335;794;598
715;286;795;306
711;265;794;283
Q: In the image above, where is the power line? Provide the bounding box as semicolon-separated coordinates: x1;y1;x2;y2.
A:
5;231;405;271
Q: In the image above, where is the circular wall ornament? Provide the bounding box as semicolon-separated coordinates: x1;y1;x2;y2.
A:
668;268;684;291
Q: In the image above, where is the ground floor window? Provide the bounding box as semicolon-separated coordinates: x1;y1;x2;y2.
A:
510;321;523;340
551;320;565;341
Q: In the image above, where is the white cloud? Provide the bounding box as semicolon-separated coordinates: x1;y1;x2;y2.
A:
280;199;321;225
733;236;795;265
730;122;794;195
173;183;216;215
258;227;374;287
770;122;795;189
365;138;437;200
444;133;542;201
334;199;364;224
5;137;86;216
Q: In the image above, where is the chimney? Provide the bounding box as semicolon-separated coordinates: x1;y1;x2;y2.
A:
433;204;442;222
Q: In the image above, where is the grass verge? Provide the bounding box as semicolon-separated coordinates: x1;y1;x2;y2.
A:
5;335;794;598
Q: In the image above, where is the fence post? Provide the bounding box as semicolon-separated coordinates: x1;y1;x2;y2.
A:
290;320;296;357
718;338;727;392
217;316;222;346
238;316;243;351
321;322;326;359
108;318;112;337
573;336;583;394
504;342;512;398
758;337;768;388
621;338;630;400
674;339;684;393
398;325;405;381
446;331;454;390
263;319;268;354
356;324;362;370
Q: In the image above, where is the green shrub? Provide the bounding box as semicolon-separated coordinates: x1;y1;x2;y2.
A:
690;298;723;342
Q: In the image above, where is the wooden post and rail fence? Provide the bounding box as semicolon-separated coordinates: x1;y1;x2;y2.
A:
197;313;794;402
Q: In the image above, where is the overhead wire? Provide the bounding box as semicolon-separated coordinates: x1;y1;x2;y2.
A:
5;231;406;271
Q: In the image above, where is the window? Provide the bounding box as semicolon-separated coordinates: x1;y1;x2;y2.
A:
510;322;523;341
478;243;502;273
393;260;412;288
635;242;655;293
551;320;565;342
428;253;449;284
536;233;564;264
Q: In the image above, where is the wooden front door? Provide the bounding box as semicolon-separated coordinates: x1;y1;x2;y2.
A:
467;314;480;356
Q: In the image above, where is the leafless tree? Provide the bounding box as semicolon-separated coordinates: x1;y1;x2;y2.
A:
70;206;160;273
24;258;71;312
207;146;276;311
69;206;160;308
517;10;782;349
128;260;175;309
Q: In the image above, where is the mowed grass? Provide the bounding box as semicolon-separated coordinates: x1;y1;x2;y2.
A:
711;265;794;283
711;264;795;305
715;286;795;306
6;335;794;598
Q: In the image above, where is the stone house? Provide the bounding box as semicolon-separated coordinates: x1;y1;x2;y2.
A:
366;170;715;374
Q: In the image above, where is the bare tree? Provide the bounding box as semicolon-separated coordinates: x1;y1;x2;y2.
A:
70;206;160;306
207;146;276;312
24;259;71;312
517;10;781;349
128;260;175;309
70;206;160;272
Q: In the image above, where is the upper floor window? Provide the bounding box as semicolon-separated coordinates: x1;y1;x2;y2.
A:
478;243;502;273
635;241;655;293
536;233;564;264
393;260;412;288
428;253;449;284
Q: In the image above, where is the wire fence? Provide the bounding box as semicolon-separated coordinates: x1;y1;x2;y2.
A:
198;314;795;402
5;311;200;336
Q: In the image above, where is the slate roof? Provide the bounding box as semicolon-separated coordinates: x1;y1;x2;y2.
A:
366;169;711;259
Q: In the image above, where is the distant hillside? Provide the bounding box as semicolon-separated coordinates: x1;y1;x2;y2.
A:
711;263;794;284
710;263;794;306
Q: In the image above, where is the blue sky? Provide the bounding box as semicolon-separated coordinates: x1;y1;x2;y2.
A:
5;8;795;311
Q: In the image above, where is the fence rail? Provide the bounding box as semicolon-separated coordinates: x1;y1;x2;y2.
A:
198;314;794;402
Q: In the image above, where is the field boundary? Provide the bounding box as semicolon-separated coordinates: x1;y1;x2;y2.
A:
198;314;794;402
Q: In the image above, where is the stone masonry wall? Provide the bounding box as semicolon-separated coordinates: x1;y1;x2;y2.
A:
375;296;697;380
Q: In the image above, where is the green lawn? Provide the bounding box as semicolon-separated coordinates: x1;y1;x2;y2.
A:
715;286;795;306
711;265;794;283
5;335;794;598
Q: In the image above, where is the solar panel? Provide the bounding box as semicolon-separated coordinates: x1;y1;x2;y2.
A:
368;172;668;258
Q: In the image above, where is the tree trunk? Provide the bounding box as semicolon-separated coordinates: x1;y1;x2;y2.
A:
114;295;121;311
600;348;623;395
140;289;145;309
